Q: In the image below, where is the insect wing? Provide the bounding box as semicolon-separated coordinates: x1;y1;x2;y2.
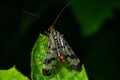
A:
42;34;57;76
59;35;81;71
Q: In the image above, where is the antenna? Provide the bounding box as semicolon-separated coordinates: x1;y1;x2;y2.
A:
52;2;71;26
22;10;40;18
22;2;71;30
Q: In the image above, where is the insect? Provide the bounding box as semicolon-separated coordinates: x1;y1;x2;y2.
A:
42;2;81;76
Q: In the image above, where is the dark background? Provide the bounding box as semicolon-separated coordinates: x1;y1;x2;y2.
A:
0;0;120;80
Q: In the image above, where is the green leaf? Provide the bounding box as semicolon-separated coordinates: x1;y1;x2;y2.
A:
31;34;88;80
0;66;29;80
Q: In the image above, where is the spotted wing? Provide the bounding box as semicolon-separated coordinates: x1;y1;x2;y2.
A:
42;34;57;76
59;35;81;71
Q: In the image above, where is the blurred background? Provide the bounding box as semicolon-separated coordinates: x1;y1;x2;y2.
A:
0;0;120;80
